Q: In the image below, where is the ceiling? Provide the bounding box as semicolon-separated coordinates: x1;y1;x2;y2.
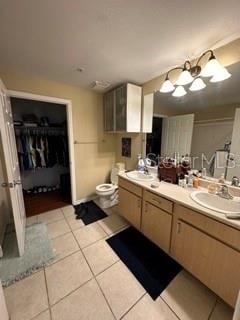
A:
0;0;240;89
154;62;240;113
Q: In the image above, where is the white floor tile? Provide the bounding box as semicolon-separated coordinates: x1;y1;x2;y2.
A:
73;222;107;248
61;205;75;218
51;232;79;262
123;294;179;320
47;219;71;239
97;261;145;319
33;309;51;320
37;209;64;224
51;279;114;320
4;271;48;320
45;251;93;305
98;214;129;235
26;216;38;226
66;215;85;231
83;239;119;275
210;299;234;320
161;270;217;320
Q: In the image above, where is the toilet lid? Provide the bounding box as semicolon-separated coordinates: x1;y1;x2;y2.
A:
111;167;119;185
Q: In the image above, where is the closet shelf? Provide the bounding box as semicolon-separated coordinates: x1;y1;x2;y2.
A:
14;126;66;134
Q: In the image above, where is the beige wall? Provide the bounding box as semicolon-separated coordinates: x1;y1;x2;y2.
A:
115;133;144;170
0;71;116;201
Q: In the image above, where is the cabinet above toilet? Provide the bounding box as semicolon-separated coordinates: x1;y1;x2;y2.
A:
103;83;142;133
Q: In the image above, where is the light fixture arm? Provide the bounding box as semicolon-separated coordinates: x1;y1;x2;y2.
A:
183;60;191;70
196;50;215;67
165;66;183;80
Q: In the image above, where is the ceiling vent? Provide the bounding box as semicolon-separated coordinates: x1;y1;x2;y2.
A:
92;81;110;91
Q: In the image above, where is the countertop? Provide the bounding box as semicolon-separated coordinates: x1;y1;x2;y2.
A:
118;171;240;231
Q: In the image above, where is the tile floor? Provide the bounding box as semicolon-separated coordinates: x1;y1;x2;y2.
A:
4;205;234;320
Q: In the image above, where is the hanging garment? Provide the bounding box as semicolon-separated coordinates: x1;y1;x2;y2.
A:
16;136;24;171
36;136;46;167
16;129;68;171
29;135;37;170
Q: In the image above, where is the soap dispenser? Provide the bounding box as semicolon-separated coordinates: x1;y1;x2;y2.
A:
137;154;145;172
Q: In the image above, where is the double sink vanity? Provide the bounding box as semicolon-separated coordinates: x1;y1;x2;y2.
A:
118;171;240;308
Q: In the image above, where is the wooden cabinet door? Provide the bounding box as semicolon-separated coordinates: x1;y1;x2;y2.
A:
172;219;240;307
141;202;172;253
118;187;141;229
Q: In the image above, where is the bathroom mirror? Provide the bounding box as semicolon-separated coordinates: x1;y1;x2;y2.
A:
147;61;240;182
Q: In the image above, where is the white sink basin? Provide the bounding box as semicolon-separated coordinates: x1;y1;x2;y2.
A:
126;170;155;182
190;191;240;214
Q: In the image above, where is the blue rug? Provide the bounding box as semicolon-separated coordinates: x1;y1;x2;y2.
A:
0;222;55;286
107;227;182;300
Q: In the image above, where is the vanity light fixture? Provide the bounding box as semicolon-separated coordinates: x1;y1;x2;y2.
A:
172;85;187;97
160;49;231;97
189;77;206;91
175;61;194;86
209;66;231;83
159;77;175;93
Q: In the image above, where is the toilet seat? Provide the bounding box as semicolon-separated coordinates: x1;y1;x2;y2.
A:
96;183;117;193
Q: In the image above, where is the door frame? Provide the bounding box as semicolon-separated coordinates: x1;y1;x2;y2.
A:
142;113;167;157
7;90;77;205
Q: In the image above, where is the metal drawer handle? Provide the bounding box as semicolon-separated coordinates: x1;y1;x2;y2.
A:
138;199;141;208
177;222;181;234
145;203;148;212
152;197;162;205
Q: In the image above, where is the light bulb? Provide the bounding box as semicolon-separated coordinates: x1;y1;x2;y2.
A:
160;79;175;93
176;70;194;85
210;66;231;83
172;86;187;97
201;57;223;77
189;77;206;91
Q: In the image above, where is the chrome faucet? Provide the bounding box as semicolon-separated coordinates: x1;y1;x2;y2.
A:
231;176;240;187
216;184;233;200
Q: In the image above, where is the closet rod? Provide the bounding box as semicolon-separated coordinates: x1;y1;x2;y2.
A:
74;139;106;145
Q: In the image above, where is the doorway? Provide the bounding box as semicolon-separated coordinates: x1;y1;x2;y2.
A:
8;92;76;217
146;117;163;156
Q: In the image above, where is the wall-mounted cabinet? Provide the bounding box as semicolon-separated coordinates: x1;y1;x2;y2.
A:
103;83;142;133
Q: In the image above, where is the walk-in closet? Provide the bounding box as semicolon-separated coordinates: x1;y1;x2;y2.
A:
11;97;71;216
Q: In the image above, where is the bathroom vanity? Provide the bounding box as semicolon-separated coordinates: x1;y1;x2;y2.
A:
118;173;240;308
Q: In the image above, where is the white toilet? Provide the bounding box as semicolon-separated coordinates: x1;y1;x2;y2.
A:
96;167;120;209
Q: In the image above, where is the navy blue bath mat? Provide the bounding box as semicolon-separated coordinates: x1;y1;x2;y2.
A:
106;227;182;300
74;201;107;225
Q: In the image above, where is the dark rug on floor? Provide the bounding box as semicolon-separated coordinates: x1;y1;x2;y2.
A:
74;201;107;225
106;226;182;300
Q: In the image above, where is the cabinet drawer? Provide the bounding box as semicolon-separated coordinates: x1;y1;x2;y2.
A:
144;190;173;214
118;177;142;197
142;201;172;253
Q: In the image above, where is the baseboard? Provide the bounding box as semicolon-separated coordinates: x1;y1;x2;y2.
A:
73;195;98;206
